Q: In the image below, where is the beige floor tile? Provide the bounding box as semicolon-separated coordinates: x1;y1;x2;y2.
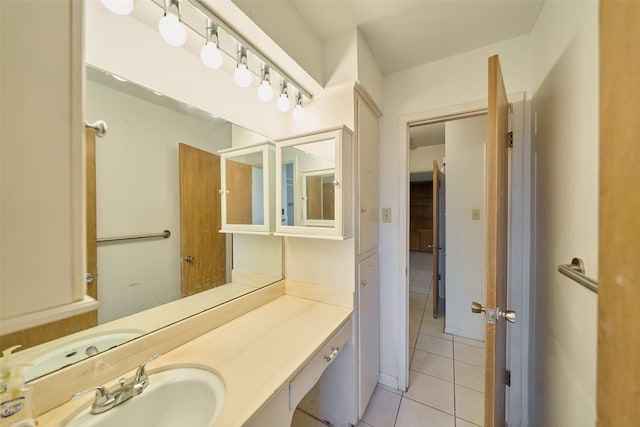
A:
416;334;453;359
361;385;402;427
409;298;426;311
410;318;421;333
410;349;454;382
455;417;481;427
421;315;445;327
454;336;485;349
395;397;455;427
454;342;485;367
291;409;328;427
356;422;374;427
454;361;484;392
420;322;453;341
409;306;424;320
455;385;484;426
377;383;403;396
404;371;454;414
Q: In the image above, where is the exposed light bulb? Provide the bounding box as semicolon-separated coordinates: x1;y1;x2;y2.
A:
277;93;291;112
100;0;134;15
200;42;223;69
234;63;252;88
293;103;305;121
257;80;274;102
158;13;187;47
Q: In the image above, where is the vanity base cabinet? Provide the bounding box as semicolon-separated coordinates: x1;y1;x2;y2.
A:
358;253;380;417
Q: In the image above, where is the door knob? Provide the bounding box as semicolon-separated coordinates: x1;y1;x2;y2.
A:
471;301;485;314
471;301;516;324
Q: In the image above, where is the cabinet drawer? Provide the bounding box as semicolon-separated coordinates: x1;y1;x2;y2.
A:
289;318;352;410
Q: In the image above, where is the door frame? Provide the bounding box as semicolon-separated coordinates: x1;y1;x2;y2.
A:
397;93;530;425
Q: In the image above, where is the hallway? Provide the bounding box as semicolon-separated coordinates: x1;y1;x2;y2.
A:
359;251;486;427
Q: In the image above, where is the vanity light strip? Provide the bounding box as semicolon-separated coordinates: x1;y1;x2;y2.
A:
150;0;313;101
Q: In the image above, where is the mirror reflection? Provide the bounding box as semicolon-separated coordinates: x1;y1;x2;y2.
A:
281;140;336;228
6;65;283;382
224;152;265;226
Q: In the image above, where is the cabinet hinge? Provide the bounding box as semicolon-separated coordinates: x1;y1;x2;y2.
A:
506;369;511;387
438;274;441;281
508;131;513;148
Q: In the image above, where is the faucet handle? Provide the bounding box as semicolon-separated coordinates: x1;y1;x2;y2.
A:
71;385;114;412
134;353;161;392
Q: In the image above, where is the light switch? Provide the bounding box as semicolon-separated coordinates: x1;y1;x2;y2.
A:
472;209;481;220
382;207;392;223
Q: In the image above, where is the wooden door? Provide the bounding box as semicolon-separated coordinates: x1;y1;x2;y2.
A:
86;129;98;301
481;54;510;426
598;1;640;424
179;143;226;297
409;181;433;252
225;159;253;224
432;161;440;318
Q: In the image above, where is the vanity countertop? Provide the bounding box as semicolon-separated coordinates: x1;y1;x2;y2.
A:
38;292;352;426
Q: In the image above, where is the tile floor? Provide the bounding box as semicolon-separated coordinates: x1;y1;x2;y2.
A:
358;251;486;427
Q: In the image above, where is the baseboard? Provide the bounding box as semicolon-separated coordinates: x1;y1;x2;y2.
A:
378;373;400;391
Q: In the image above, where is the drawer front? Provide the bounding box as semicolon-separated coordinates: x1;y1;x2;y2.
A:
289;318;352;410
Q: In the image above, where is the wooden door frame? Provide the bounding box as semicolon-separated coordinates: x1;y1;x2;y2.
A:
397;93;529;424
597;1;640;424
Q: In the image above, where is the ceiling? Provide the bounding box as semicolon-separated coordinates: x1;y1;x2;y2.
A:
410;122;445;149
234;0;544;75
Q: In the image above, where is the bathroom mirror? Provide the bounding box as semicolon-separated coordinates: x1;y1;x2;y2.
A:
276;127;353;239
220;143;276;234
3;65;283;382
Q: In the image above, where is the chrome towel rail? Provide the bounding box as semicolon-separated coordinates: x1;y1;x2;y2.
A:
558;257;598;293
97;230;171;244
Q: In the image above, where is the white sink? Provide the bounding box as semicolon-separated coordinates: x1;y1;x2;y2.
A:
25;331;144;381
65;367;225;427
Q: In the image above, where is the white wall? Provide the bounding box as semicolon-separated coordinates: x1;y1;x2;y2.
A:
409;144;445;173
86;80;233;323
529;2;599;425
379;34;532;423
443;116;486;340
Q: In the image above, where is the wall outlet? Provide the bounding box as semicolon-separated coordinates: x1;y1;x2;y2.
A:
472;209;481;220
382;207;392;223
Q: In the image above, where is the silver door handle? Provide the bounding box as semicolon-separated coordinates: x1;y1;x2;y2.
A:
471;301;516;324
183;256;195;263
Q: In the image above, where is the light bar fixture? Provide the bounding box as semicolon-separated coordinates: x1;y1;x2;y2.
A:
257;66;274;102
292;92;305;121
276;82;291;112
104;0;313;120
200;21;223;70
158;0;187;47
233;46;252;88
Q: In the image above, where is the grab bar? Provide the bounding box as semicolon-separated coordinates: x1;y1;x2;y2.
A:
85;120;107;138
97;230;171;244
557;257;598;293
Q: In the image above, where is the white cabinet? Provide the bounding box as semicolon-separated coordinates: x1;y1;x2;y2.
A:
356;97;380;256
358;253;380;417
0;0;92;334
275;127;353;240
219;143;275;234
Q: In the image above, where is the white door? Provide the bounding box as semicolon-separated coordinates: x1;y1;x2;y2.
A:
358;253;379;416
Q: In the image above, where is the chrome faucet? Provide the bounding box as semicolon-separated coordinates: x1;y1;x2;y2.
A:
71;353;161;415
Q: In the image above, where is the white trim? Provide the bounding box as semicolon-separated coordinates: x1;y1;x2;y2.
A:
1;296;98;335
397;98;487;392
377;373;399;390
397;94;529;426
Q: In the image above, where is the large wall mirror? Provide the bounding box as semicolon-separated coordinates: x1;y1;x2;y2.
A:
6;64;283;382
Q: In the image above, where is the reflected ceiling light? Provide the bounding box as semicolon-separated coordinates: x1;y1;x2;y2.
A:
292;92;305;121
158;0;187;47
276;82;291;112
234;46;252;88
200;22;223;70
100;0;134;15
257;66;274;102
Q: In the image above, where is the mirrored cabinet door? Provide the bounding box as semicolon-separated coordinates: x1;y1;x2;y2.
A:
220;143;275;234
275;127;353;239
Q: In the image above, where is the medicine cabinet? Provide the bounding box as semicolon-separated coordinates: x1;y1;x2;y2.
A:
220;143;275;234
275;127;353;239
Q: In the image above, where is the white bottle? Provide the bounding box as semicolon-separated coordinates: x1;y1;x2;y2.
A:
0;364;36;427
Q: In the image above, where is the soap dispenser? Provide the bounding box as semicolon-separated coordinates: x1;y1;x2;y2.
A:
0;360;36;427
0;346;21;393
